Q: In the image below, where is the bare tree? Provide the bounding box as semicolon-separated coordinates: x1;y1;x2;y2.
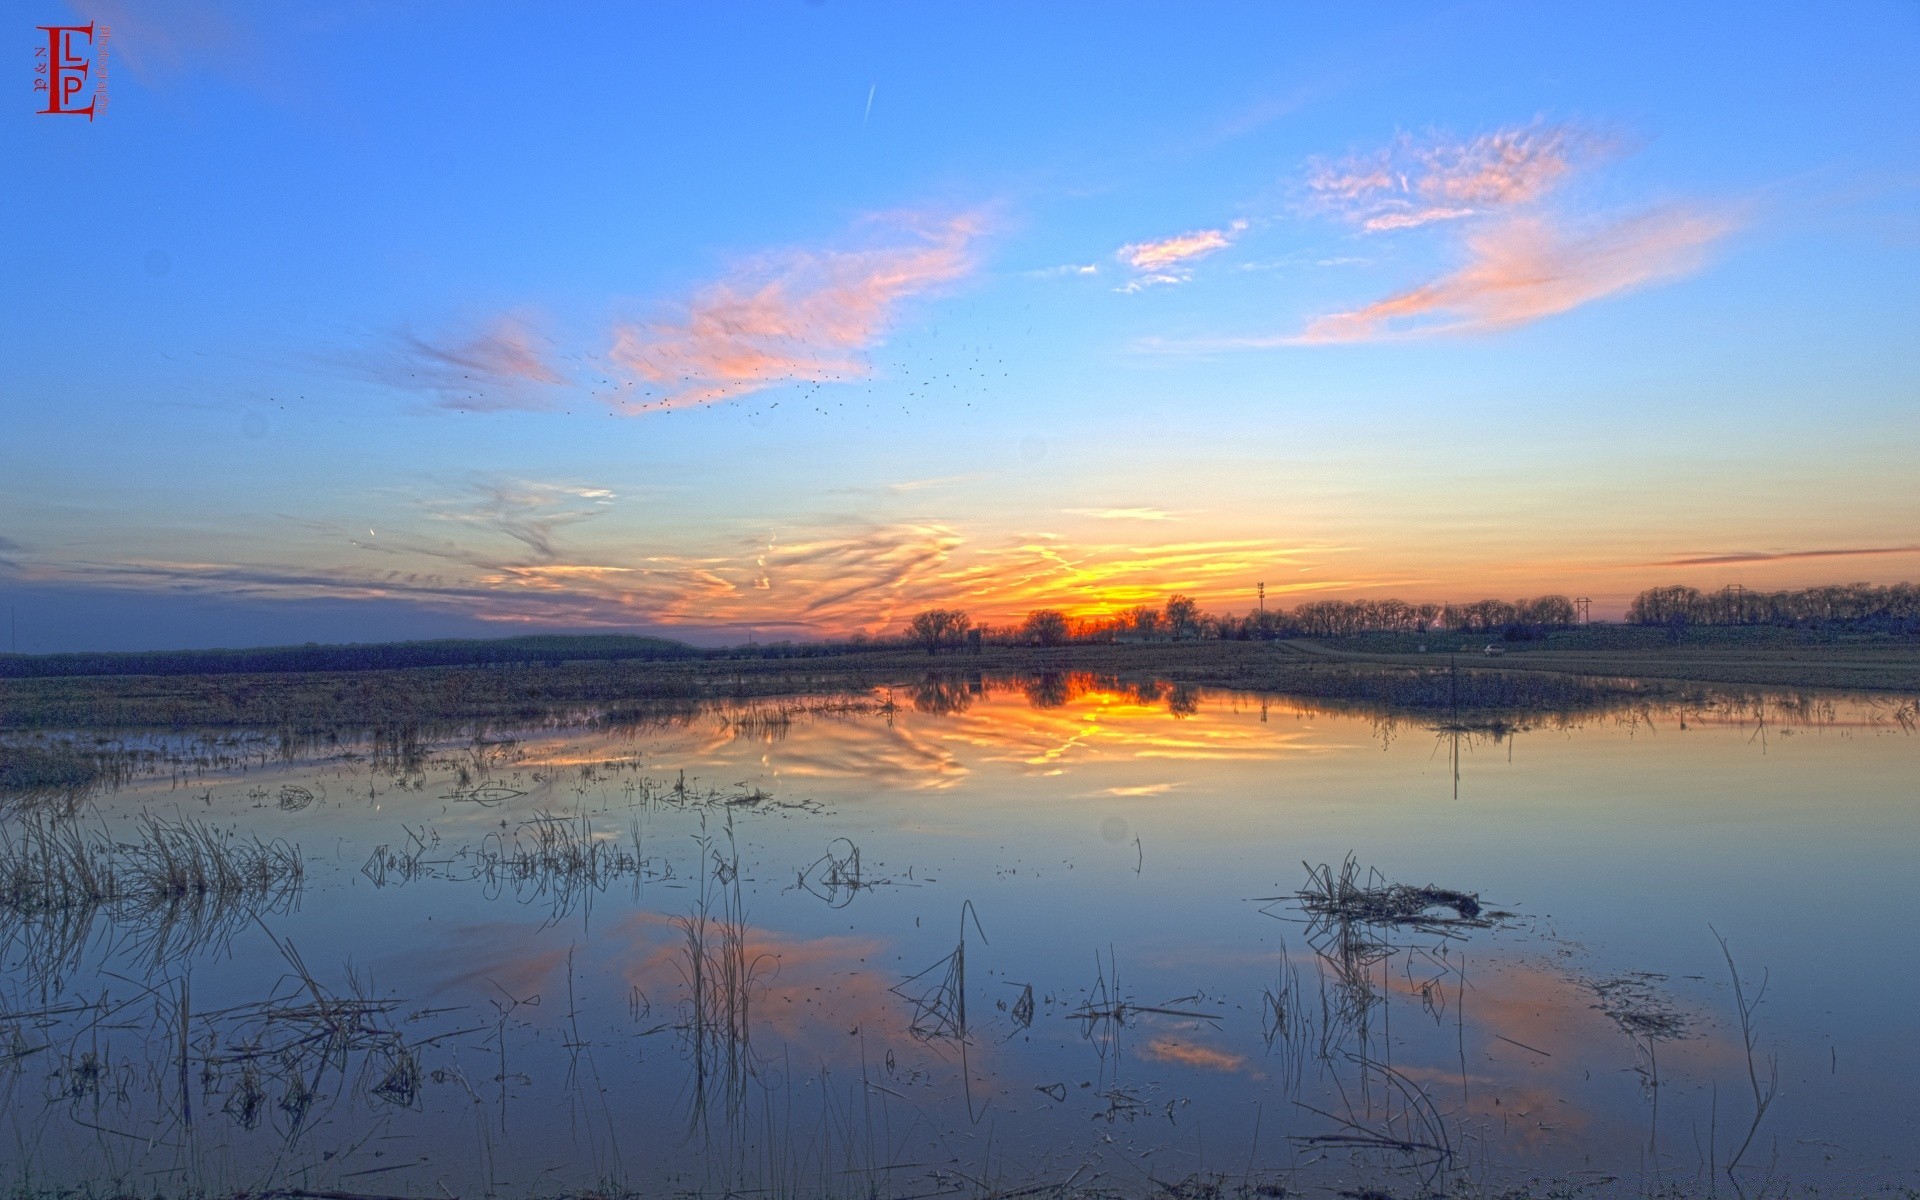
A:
1125;605;1161;640
1163;594;1199;640
906;609;970;655
1020;609;1069;647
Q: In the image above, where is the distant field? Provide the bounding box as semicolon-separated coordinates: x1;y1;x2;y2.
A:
1280;624;1920;691
1;628;1913;732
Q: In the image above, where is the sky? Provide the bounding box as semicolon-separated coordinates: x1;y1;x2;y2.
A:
3;1;1918;651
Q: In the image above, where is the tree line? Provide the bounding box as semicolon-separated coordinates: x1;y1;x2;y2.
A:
1626;582;1920;631
905;592;1582;652
904;579;1920;653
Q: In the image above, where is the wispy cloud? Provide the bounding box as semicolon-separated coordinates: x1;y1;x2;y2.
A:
348;316;567;411
1026;262;1100;278
1116;221;1247;290
607;212;984;410
11;516;1357;643
1065;507;1180;522
884;474;982;493
1309;122;1596;232
1298;206;1737;342
1653;545;1920;567
422;479;615;562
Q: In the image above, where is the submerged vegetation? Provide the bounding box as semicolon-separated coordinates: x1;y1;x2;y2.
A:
0;742;104;806
0;811;302;981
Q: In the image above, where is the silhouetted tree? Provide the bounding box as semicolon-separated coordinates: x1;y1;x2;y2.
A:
1164;594;1200;639
1020;610;1069;646
907;609;971;655
912;676;975;715
1023;671;1074;707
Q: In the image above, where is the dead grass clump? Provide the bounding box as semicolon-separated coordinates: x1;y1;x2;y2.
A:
1590;973;1688;1040
475;811;645;920
0;811;302;979
1296;855;1488;929
0;741;105;809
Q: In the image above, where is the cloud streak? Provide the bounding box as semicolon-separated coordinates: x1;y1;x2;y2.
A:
1653;545;1920;567
1297;207;1737;342
608;213;984;409
9;508;1356;642
1065;507;1180;522
347;316;567;411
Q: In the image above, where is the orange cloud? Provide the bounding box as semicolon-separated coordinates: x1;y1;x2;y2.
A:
1300;207;1737;342
608;213;983;409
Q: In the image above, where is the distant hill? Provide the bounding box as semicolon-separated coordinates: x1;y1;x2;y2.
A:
0;634;700;679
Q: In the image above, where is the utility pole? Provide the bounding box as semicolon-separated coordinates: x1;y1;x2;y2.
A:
1257;582;1265;613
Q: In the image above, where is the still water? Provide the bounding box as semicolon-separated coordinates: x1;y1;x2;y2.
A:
3;677;1916;1196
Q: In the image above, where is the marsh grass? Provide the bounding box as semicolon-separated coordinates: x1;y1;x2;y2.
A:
0;742;105;809
0;811;301;983
12;636;1907;741
477;810;645;913
675;817;765;1129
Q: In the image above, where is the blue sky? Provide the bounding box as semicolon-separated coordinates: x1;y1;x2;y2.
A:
3;1;1917;650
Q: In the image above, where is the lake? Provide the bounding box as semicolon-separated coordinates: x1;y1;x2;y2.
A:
2;675;1916;1197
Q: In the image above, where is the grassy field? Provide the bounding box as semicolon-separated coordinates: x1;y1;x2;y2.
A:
1280;623;1920;691
2;627;1913;735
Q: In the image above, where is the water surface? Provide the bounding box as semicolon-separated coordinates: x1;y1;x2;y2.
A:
3;679;1916;1196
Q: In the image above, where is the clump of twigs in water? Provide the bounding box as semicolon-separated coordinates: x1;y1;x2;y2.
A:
894;900;990;1041
793;836;898;907
1714;928;1778;1178
1590;972;1688;1041
0;811;302;984
1290;1050;1455;1173
1296;855;1489;929
198;932;437;1143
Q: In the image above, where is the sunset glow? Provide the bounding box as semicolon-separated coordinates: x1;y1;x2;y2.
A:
4;3;1916;650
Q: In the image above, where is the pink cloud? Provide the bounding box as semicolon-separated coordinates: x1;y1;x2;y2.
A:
1418;125;1585;206
1308;123;1597;232
607;213;983;409
1116;221;1248;290
1120;226;1237;271
1300;206;1737;342
1140;1037;1257;1075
